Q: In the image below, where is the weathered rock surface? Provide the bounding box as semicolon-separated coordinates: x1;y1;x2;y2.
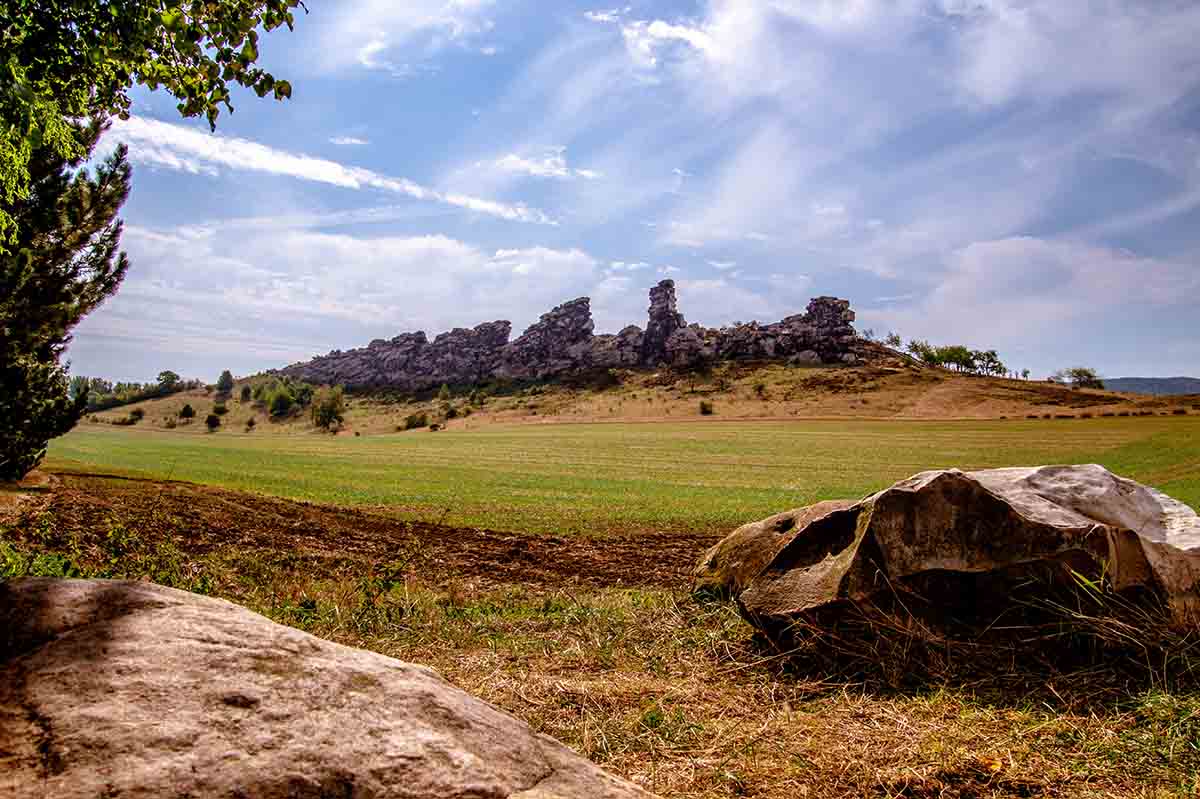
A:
696;465;1200;636
0;578;655;799
694;500;858;599
279;280;861;390
641;280;687;365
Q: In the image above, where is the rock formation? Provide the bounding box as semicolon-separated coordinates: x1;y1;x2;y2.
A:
642;280;687;365
279;280;861;390
0;578;655;799
695;464;1200;638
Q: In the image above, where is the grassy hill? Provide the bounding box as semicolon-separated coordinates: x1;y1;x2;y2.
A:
84;353;1199;437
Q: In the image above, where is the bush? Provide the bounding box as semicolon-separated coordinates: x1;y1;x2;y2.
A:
244;418;257;433
240;385;252;403
179;404;195;419
129;407;145;421
401;412;428;431
444;405;459;420
1173;409;1188;416
213;403;228;416
268;389;295;418
216;370;235;395
753;383;767;398
310;386;346;430
699;400;714;416
205;414;221;432
437;383;451;402
429;423;442;432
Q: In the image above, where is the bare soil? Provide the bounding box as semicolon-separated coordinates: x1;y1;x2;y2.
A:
5;473;718;590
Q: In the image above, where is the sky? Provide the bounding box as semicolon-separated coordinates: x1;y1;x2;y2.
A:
71;0;1200;382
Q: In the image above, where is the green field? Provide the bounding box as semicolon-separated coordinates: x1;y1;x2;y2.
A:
47;417;1200;535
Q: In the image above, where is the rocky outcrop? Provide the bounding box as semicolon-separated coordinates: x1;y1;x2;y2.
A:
641;280;687;365
665;297;859;368
695;465;1200;637
279;280;861;390
497;297;595;381
0;578;655;799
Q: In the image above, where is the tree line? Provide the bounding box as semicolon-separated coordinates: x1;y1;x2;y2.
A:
71;370;204;413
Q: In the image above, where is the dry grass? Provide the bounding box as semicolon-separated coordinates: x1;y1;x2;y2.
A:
80;360;1188;439
5;504;1199;798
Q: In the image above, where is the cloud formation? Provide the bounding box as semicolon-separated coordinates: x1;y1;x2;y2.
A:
107;117;554;224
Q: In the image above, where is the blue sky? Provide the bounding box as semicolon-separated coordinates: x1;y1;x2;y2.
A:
72;0;1200;382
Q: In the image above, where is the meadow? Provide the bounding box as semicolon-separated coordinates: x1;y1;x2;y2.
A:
8;415;1200;797
47;415;1200;535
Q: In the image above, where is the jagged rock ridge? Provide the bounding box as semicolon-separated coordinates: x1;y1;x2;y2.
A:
278;280;860;390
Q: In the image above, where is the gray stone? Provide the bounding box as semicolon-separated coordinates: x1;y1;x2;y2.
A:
699;465;1200;636
0;578;655;799
278;283;863;391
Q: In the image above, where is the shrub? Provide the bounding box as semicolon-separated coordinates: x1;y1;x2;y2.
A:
429;423;442;432
1079;412;1093;419
240;385;252;403
204;414;221;432
111;415;137;426
310;386;346;430
216;370;235;395
164;418;177;430
753;382;767;398
699;400;714;416
1118;411;1131;417
444;405;459;420
1173;409;1188;415
268;389;295;418
213;402;228;416
401;412;428;431
245;418;257;432
179;404;195;419
129;407;145;421
1026;414;1038;419
437;383;451;402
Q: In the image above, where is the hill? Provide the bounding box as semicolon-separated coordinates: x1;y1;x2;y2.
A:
81;346;1199;437
1105;376;1200;395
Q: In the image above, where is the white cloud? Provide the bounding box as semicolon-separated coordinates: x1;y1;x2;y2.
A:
584;8;630;24
491;148;602;180
316;0;496;74
73;224;605;377
865;236;1200;346
707;260;737;270
329;136;369;146
608;261;650;272
106;117;554;225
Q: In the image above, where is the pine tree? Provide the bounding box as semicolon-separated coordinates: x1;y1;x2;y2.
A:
0;120;131;481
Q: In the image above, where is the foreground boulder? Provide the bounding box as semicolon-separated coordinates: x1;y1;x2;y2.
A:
0;578;654;799
696;465;1200;637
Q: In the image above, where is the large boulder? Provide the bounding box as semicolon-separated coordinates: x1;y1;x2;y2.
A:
696;465;1200;637
0;578;655;799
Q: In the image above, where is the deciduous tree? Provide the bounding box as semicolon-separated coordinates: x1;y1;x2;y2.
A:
1;0;304;246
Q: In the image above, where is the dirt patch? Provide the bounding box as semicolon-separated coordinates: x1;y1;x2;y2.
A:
6;473;718;590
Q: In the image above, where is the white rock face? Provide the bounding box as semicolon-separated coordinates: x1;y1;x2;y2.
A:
0;578;655;799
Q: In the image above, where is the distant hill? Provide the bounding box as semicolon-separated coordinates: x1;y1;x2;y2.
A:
1104;377;1200;396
